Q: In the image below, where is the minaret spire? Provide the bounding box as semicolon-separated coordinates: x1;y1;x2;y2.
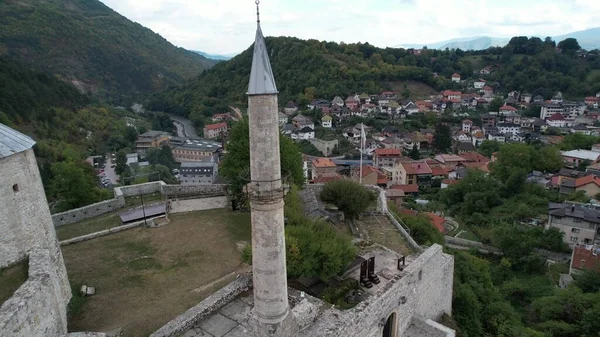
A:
246;1;298;336
247;0;277;95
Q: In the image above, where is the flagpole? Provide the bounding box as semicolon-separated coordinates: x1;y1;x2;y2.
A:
359;122;364;185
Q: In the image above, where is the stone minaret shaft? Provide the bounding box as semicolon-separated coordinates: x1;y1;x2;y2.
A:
247;7;297;337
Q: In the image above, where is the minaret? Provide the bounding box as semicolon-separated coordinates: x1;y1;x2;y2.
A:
246;1;298;336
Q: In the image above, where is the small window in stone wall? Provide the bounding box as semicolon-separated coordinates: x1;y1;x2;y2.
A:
12;184;19;193
418;270;422;281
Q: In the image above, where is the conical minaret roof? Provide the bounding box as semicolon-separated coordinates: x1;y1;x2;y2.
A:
247;20;278;95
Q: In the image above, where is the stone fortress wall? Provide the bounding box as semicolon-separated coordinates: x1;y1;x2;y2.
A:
0;147;73;337
52;182;229;227
300;244;454;337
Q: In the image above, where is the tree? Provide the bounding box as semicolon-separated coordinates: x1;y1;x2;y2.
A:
409;144;421;160
145;145;176;170
220;117;305;206
320;180;376;219
478;140;501;158
49;161;110;212
491;143;535;181
533;146;563;173
574;270;600;293
489;97;505;112
557;38;581;53
433;122;452;152
115;149;128;175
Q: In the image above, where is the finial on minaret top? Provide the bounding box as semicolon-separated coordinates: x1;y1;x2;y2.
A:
256;0;260;23
247;0;278;95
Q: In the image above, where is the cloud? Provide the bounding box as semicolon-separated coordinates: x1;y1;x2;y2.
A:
100;0;599;54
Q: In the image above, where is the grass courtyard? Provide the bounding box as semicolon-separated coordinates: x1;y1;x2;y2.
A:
0;260;28;306
56;193;167;241
61;209;251;337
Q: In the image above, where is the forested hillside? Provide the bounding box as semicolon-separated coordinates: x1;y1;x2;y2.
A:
0;56;146;212
0;0;216;104
150;36;600;128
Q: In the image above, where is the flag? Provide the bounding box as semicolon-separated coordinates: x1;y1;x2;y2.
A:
360;123;366;150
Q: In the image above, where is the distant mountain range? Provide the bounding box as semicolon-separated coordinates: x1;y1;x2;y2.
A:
398;27;600;51
191;50;236;61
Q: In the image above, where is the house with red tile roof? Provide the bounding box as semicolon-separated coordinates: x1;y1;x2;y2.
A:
373;148;402;169
441;179;460;189
203;122;228;139
396;160;432;186
459;151;490;164
559;174;600;197
570;245;600;274
352;165;387;186
311;158;337;180
391;184;419;195
451;73;461;83
499;104;517;114
313;171;343;184
434;154;466;168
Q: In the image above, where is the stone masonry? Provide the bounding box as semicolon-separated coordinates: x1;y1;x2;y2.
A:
0;133;71;336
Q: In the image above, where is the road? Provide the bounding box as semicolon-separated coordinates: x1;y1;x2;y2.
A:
169;114;199;139
99;155;119;185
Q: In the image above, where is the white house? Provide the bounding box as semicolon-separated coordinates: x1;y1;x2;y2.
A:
497;122;521;134
321;115;333;128
455;131;471;143
546;113;567;128
488;132;506;143
451;73;461;83
331;96;344;107
474;79;486;89
462;119;473;133
292;127;315;141
404;101;419;115
279;112;288;126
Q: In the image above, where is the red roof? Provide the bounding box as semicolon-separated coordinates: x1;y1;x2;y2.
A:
431;166;450;177
548;113;565;121
205;122;227;130
572;245;600;272
401;161;432;175
463;161;490;173
462;119;473;124
442;90;462;96
313;172;342;184
312;158;336;168
573;175;600;188
459;151;490;163
375;148;402;157
426;213;447;233
392;184;419;193
451;73;461;78
356;165;387;183
442;179;460;186
499;104;517;111
483;85;493;91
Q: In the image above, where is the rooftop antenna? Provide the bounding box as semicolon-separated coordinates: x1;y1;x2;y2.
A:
256;0;260;23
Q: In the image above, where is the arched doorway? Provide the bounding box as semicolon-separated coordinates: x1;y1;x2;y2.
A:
382;312;397;337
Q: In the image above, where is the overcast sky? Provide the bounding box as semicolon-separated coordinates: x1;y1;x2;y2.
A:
100;0;600;56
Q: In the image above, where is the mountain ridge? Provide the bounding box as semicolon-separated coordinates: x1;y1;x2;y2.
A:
190;50;236;61
0;0;217;104
397;27;600;50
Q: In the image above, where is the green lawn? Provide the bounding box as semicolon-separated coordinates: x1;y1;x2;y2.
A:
455;228;481;242
62;209;251;337
56;193;168;241
125;192;165;207
56;211;123;241
0;260;28;306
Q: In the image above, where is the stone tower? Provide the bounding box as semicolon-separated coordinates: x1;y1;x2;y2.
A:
0;123;71;336
246;2;298;336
